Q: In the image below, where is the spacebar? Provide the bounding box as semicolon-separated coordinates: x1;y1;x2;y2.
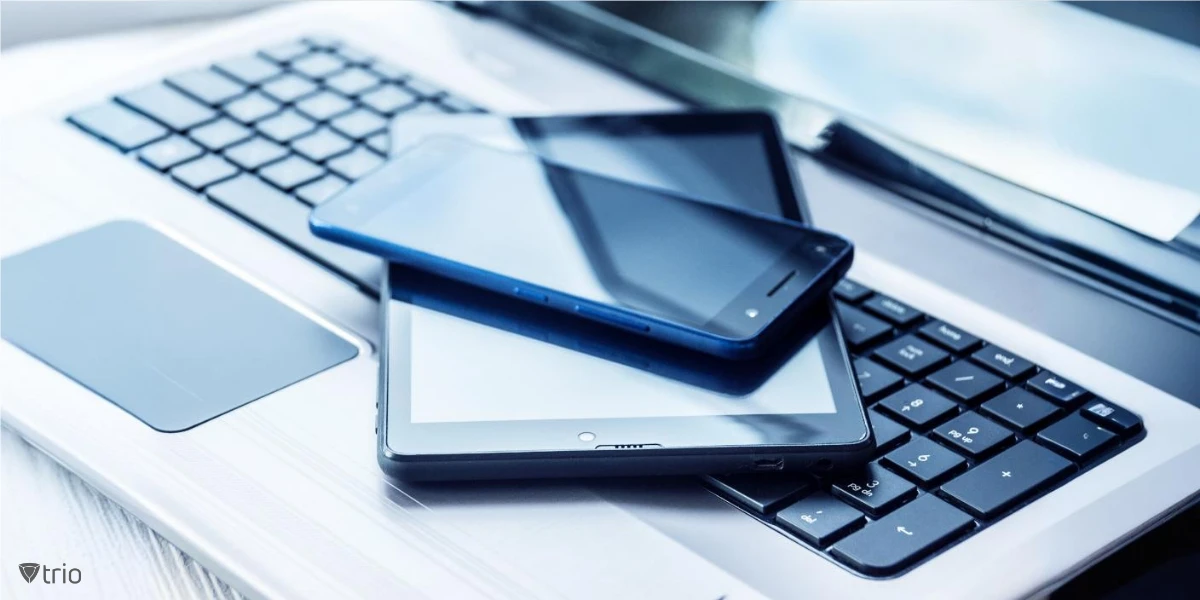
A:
206;174;382;291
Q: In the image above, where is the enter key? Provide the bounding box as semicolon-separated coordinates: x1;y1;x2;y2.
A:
831;494;975;575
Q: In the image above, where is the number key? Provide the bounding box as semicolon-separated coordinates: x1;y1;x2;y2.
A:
831;462;917;517
883;437;966;487
877;384;958;429
853;358;903;401
932;412;1013;459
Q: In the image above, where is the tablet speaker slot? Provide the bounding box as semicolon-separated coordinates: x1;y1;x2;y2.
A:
767;271;797;297
596;444;662;450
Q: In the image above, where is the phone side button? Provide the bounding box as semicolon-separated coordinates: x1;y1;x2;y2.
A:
512;287;549;303
574;304;651;333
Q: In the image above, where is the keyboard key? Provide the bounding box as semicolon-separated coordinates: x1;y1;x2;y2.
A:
776;492;865;547
295;174;348;206
706;473;814;514
927;361;1005;404
68;103;168;151
170;155;239;191
291;52;345;79
833;279;872;303
223;91;281;124
438;95;482;113
861;294;923;327
1027;371;1089;406
330;109;388;140
831;462;917;517
918;320;981;353
932;412;1013;459
359;84;420;115
256;109;316;143
404;77;445;98
836;304;891;350
116;83;218;131
325;67;381;96
941;440;1073;519
259;42;310;64
365;132;390;156
980;388;1059;433
165;68;246;105
294;91;355;122
188;118;253;151
1037;413;1118;462
137;136;203;171
831;494;974;575
224;137;288;171
971;345;1036;380
1080;399;1142;435
291;127;354;162
259;155;325;191
214;55;282;85
868;411;911;454
260;74;319;104
327;146;384;180
852;358;904;401
370;61;409;81
877;384;958;430
206;175;382;288
883;437;966;487
872;335;950;377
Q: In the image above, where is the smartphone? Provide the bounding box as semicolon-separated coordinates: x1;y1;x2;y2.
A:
311;137;852;358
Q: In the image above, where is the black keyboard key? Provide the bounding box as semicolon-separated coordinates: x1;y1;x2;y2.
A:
861;294;923;327
877;384;958;430
325;67;381;96
706;473;814;514
1080;399;1142;435
116;83;218;131
256;109;316;143
775;492;865;547
868;411;911;454
327;146;384;181
980;388;1059;433
365;132;389;156
224;137;289;171
971;345;1036;380
188;118;253;151
259;155;325;192
295;174;348;206
404;77;445;98
833;279;872;303
831;494;974;575
205;175;382;288
831;462;917;517
290;53;345;79
214;55;282;85
138;136;203;171
223;91;281;124
291;127;354;163
170;155;238;191
932;412;1013;459
883;437;966;487
165;68;246;105
853;358;904;401
260;74;319;104
918;320;981;353
1037;413;1118;462
359;84;421;115
330;109;388;140
1027;371;1089;406
68;102;169;151
294;91;355;122
836;304;891;350
927;361;1005;404
873;335;950;377
259;42;310;64
941;440;1073;519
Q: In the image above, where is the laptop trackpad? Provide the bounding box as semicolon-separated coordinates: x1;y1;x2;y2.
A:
1;221;358;432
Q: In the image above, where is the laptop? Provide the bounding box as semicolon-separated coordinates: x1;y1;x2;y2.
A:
2;1;1197;598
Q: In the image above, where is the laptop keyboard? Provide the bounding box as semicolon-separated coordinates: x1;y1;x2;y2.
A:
706;279;1144;577
67;36;482;293
65;36;1145;579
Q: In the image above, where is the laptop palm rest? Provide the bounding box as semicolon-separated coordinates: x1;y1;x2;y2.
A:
1;220;358;432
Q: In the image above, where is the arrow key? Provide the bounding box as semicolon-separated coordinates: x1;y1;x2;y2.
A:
882;437;966;487
831;494;975;575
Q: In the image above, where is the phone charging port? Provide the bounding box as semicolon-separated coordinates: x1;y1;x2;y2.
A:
753;458;785;471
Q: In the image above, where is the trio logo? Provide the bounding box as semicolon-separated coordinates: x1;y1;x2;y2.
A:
18;562;82;584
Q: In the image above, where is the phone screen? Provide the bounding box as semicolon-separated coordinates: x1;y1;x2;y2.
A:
340;139;847;340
